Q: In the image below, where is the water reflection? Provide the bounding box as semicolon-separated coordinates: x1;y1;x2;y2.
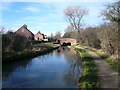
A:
2;47;82;88
2;59;32;81
57;47;82;86
2;51;54;81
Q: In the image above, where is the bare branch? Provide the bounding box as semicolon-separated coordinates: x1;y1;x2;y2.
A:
64;5;88;32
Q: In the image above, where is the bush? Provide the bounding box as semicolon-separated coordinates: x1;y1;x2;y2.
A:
2;33;30;52
12;35;30;51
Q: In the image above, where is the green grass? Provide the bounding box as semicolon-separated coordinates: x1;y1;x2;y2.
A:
70;44;79;47
106;58;118;68
33;42;60;48
42;42;60;47
74;48;100;88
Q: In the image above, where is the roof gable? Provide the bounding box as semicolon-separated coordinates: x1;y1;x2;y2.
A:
15;24;34;35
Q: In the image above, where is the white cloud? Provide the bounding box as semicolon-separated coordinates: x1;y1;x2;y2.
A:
15;10;23;12
2;27;17;33
15;6;40;12
25;6;40;12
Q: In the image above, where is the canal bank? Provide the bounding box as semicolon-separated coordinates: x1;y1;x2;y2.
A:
69;46;100;88
2;43;60;63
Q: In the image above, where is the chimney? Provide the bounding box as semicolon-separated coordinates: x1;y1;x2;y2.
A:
38;31;41;34
23;24;27;28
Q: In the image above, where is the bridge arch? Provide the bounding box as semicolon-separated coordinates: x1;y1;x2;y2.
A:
62;41;71;46
58;38;76;45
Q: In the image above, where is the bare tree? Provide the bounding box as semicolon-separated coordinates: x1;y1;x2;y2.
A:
63;25;77;39
101;1;120;60
64;5;88;32
0;27;6;35
54;31;62;40
48;33;55;41
101;1;120;24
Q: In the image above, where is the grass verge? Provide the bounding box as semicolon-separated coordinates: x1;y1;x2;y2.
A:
74;47;100;88
85;47;108;59
41;42;60;47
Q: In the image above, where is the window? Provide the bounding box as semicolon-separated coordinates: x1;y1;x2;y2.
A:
21;28;24;32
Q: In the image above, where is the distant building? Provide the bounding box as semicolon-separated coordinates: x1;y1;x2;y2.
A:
34;31;48;41
43;35;48;41
34;31;44;41
15;24;34;40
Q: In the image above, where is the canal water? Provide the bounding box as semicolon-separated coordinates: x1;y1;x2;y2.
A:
2;47;82;88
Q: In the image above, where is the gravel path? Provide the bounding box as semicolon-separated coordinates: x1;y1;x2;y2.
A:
79;47;119;88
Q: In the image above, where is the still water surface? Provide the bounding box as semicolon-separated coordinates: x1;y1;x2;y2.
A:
2;47;82;88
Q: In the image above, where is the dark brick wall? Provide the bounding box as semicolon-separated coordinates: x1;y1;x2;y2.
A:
15;25;34;40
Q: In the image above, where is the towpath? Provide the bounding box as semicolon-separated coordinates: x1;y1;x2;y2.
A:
77;46;118;88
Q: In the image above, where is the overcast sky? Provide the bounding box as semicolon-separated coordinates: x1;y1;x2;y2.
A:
1;0;116;36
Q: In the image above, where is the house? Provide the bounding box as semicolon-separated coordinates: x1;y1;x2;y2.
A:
15;24;34;40
34;31;48;41
34;31;44;41
15;24;48;41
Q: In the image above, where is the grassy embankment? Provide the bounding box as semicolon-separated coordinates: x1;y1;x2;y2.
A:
83;46;120;75
71;46;100;88
3;42;60;63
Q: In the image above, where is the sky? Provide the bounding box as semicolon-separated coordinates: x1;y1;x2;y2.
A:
0;0;116;36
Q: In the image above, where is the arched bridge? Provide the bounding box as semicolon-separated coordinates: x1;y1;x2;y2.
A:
57;38;76;45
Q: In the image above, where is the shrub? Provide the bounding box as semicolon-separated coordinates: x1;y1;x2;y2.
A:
2;33;30;52
12;35;30;51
